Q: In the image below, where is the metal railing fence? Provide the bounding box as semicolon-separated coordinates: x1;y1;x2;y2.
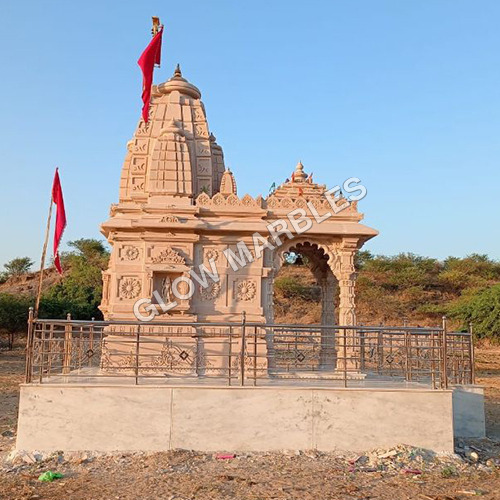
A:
24;311;474;389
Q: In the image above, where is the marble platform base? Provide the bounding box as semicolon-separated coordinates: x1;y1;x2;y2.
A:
16;384;485;453
270;370;366;380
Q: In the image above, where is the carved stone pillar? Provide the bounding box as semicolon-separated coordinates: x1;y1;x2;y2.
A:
334;239;360;373
319;272;336;369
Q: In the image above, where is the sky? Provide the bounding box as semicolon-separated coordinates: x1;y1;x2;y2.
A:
0;0;499;267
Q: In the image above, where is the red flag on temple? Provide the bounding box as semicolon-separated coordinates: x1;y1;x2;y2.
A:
138;27;163;123
52;169;66;274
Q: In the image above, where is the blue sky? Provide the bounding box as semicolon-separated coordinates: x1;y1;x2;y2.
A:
1;0;499;267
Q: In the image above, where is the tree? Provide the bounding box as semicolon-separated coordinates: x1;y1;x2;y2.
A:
3;257;34;277
355;250;374;270
0;293;31;334
42;238;110;320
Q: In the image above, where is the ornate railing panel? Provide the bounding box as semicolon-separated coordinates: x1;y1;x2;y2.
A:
24;312;474;389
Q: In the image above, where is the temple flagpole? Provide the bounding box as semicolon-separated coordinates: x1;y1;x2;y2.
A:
34;192;54;319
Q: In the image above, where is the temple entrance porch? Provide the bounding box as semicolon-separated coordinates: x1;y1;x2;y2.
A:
269;241;338;374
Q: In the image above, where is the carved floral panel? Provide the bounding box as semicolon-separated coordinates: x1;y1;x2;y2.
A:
235;279;257;301
118;277;142;300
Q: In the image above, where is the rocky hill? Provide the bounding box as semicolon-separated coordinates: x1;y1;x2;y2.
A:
0;267;61;297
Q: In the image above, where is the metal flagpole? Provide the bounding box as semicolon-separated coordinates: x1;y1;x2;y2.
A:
34;192;54;319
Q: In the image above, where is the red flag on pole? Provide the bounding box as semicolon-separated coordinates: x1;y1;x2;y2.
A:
138;27;163;123
52;169;66;274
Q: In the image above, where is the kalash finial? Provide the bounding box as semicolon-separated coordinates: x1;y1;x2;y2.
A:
174;63;182;78
292;161;307;182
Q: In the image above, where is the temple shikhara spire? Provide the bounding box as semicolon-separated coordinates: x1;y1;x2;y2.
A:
121;64;226;205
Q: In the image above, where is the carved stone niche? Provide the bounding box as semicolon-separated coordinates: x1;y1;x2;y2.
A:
143;245;194;316
151;271;191;315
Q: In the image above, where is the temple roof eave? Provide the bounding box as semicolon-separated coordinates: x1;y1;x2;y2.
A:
100;217;378;241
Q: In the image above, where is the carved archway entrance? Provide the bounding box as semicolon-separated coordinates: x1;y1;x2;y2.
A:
267;239;339;372
271;240;338;326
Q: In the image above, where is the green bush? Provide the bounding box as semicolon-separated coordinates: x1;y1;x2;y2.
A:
449;284;500;340
274;276;320;301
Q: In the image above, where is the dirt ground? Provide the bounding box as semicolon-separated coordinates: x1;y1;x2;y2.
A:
0;340;499;500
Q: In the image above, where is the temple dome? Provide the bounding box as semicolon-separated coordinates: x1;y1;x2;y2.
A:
153;64;201;99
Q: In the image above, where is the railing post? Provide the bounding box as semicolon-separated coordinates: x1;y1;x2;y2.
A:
359;327;365;371
343;327;347;387
63;313;72;375
228;326;233;386
25;307;34;383
469;322;475;384
253;326;258;386
88;317;95;368
377;329;383;374
240;311;246;386
442;315;448;389
135;324;141;385
402;318;410;381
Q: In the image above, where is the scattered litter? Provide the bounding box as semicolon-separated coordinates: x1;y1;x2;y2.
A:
456;490;485;496
215;453;236;460
359;467;378;472
348;455;364;465
419;495;456;500
38;471;64;482
403;468;422;475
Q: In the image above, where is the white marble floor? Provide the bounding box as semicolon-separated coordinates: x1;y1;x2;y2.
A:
31;367;433;390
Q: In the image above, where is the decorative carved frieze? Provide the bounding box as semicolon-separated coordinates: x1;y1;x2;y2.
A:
159;215;180;223
195;192;263;208
151;247;186;265
266;195;357;214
